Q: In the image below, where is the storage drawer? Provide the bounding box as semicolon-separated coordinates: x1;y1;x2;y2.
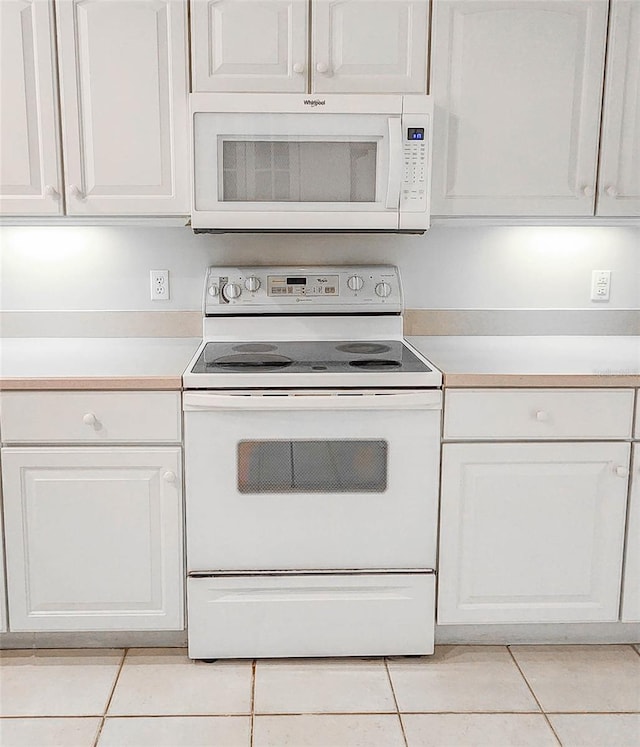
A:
443;389;634;441
187;572;435;659
0;391;181;443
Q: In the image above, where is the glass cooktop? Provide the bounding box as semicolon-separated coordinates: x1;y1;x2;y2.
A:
190;340;433;375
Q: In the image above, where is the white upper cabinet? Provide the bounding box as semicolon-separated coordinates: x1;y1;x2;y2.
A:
0;0;63;215
312;0;428;93
597;0;640;216
191;0;428;94
191;0;308;92
56;0;189;215
430;0;608;216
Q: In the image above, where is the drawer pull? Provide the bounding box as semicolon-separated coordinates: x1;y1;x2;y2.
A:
615;466;629;478
535;410;549;422
163;471;177;483
82;412;98;426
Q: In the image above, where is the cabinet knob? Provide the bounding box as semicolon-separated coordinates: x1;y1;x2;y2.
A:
82;412;98;426
606;186;619;198
581;185;594;197
69;184;84;199
293;62;305;74
615;465;629;478
316;62;329;74
163;471;177;483
535;410;549;422
45;184;60;198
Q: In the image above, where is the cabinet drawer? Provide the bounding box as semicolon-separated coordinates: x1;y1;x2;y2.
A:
444;389;634;441
188;572;435;659
0;391;181;443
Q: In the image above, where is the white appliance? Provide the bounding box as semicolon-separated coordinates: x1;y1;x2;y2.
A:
183;266;442;660
190;94;433;233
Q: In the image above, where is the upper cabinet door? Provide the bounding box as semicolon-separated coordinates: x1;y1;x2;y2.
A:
312;0;428;93
430;0;608;216
191;0;308;92
597;0;640;216
0;0;63;215
55;0;189;215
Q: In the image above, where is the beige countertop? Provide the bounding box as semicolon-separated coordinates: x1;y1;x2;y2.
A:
2;335;639;390
408;335;640;388
0;337;201;390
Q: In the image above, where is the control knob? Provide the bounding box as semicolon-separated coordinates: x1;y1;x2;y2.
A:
375;281;392;298
207;285;218;297
223;282;242;300
244;276;261;292
347;275;364;292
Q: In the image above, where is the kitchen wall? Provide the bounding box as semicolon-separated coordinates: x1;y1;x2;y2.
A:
1;225;639;312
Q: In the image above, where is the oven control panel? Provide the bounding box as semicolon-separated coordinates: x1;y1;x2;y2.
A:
205;266;402;314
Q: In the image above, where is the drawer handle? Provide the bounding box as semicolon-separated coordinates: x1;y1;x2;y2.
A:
615;466;629;478
163;471;177;483
535;410;549;422
82;412;98;426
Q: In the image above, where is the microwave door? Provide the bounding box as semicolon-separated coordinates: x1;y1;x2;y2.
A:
192;111;403;231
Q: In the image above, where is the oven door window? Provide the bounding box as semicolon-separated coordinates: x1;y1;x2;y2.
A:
237;440;387;493
222;140;377;203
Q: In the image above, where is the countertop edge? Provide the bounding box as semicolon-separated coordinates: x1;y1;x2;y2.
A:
442;373;640;388
0;376;184;391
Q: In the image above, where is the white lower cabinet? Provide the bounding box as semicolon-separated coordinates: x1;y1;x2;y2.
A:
438;441;631;624
1;446;183;632
621;445;640;621
0;462;7;633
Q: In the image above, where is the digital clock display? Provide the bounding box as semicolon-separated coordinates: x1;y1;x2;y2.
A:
407;128;425;140
286;277;306;284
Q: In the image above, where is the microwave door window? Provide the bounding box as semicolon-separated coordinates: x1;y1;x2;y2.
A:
222;141;377;203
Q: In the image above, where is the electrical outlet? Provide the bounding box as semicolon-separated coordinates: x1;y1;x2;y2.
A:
590;270;610;302
150;270;170;301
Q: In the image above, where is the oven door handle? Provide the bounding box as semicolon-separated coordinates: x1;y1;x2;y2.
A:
183;391;441;411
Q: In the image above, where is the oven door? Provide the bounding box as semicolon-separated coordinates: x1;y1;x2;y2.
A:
184;390;441;572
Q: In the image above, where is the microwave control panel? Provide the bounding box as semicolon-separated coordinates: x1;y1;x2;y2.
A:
401;116;429;212
204;265;402;314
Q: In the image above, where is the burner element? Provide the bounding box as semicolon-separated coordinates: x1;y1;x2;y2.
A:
211;353;292;370
232;343;278;353
348;359;402;369
336;342;391;355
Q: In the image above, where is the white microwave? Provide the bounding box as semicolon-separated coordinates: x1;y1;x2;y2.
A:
190;93;433;233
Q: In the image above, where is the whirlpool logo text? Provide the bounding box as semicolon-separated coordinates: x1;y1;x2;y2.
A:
303;99;326;107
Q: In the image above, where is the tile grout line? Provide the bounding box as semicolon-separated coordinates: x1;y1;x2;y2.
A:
507;646;563;747
91;648;128;747
249;659;257;747
384;658;409;747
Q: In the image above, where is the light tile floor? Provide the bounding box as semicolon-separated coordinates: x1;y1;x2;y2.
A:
0;645;638;746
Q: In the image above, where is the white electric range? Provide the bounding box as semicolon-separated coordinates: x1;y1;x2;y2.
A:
183;265;442;659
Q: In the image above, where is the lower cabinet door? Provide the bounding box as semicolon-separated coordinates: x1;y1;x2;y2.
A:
188;572;435;659
621;446;640;621
1;447;184;632
437;442;630;624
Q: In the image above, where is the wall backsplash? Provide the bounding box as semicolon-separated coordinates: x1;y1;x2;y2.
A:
1;225;639;312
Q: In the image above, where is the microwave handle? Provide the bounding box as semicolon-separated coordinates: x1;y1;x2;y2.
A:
385;116;403;209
